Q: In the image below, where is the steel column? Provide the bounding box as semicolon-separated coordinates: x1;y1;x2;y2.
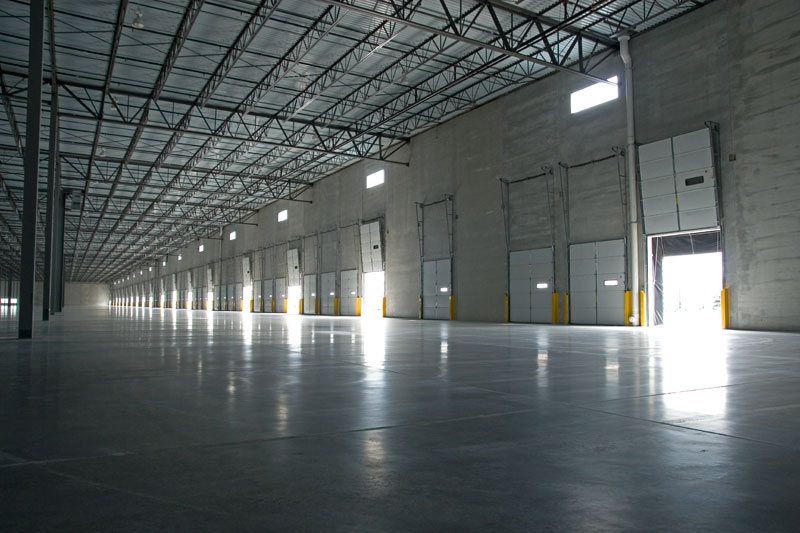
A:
43;0;61;318
620;35;639;325
43;82;59;319
19;0;45;339
55;191;66;312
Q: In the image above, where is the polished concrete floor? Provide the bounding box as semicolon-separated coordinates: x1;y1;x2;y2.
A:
2;306;800;530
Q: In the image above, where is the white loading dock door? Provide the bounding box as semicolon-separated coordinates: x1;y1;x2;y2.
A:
275;277;286;313
570;239;626;325
422;259;451;320
261;279;273;312
240;257;255;304
321;272;335;315
253;280;262;311
340;269;357;316
639;128;719;234
235;283;243;310
360;221;383;273
227;284;235;310
303;274;316;315
509;247;554;323
287;249;301;286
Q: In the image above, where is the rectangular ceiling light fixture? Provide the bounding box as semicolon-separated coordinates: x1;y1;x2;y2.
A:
366;169;384;188
570;76;618;114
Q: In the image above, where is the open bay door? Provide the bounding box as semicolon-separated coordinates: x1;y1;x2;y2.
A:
569;239;626;325
360;220;384;317
339;225;359;316
639;126;722;327
206;267;213;311
170;274;177;308
287;248;301;314
360;221;383;274
186;271;193;309
242;256;252;312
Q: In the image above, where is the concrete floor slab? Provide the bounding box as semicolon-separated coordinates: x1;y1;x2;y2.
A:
2;307;800;530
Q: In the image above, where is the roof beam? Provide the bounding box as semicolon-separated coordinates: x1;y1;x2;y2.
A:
78;0;282;279
312;0;613;85
70;0;129;279
0;65;25;158
73;0;208;279
58;112;408;165
0;74;410;142
481;0;617;47
85;2;350;279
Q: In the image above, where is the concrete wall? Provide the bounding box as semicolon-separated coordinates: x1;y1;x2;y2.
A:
114;0;800;331
62;283;110;306
31;282;111;306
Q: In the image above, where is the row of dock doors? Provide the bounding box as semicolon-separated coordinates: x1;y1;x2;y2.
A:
509;238;627;326
248;270;361;315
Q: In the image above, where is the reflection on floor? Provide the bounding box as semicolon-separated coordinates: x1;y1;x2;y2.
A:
2;307;800;529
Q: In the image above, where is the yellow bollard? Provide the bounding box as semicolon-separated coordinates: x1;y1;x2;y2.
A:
552;293;559;325
721;287;731;329
624;291;633;326
640;290;646;327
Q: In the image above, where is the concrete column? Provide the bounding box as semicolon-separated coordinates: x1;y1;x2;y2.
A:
19;0;45;339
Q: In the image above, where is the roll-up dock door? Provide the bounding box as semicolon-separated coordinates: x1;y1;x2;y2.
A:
422;259;451;320
509;248;554;323
303;274;317;315
275;277;287;313
321;272;335;315
417;197;454;320
340;269;357;315
569;239;626;325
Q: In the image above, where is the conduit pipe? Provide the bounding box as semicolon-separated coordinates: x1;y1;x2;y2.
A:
619;34;639;325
